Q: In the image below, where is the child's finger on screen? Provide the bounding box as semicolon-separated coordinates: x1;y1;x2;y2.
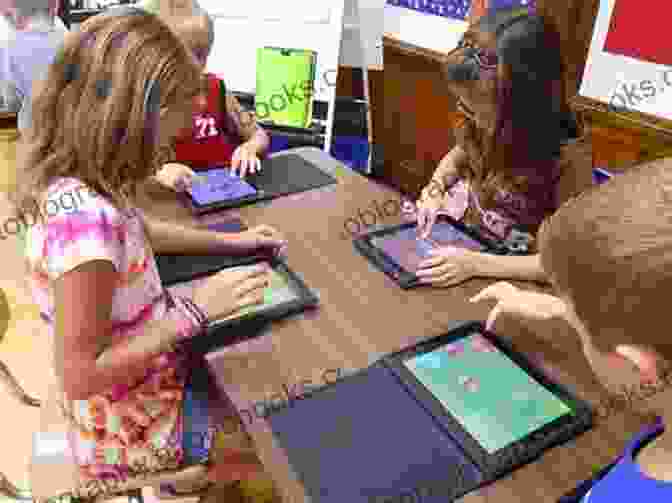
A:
237;292;266;311
235;276;270;298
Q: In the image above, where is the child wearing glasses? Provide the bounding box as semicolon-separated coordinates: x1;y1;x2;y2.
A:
414;6;585;288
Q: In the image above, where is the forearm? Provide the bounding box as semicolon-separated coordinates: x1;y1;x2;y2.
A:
68;317;180;399
475;253;549;283
143;214;244;255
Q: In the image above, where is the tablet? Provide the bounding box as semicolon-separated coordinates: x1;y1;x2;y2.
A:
187;259;319;352
354;216;498;289
187;168;261;211
386;322;593;480
184;155;337;215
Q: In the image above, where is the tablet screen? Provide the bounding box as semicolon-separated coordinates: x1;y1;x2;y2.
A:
215;263;300;321
188;169;257;205
403;332;572;453
370;221;486;272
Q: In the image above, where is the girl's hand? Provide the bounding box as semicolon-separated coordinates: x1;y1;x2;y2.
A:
155;163;200;192
230;225;287;258
194;264;271;321
231;142;261;177
469;281;567;330
416;246;477;287
416;182;444;238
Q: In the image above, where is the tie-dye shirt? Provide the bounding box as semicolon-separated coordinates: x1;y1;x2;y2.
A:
24;177;189;494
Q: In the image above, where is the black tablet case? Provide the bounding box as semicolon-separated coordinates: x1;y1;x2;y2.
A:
247;153;337;197
187;153;338;214
266;322;593;502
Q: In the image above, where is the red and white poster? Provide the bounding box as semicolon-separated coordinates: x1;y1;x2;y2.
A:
580;0;672;120
603;0;672;67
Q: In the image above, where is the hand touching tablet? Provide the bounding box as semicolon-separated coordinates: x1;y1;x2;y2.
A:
155;163;203;192
469;281;567;330
194;264;271;321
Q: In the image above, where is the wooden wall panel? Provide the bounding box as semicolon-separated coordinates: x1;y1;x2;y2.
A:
381;37;460;197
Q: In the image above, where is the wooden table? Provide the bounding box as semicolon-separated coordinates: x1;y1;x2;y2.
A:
136;147;651;503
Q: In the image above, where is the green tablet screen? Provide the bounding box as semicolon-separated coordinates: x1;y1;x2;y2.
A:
403;332;572;453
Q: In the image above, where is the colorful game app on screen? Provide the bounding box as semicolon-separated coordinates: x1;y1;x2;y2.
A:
403;332;571;453
217;262;299;321
371;221;486;272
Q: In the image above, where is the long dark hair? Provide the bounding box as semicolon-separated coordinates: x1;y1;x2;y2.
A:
459;9;573;208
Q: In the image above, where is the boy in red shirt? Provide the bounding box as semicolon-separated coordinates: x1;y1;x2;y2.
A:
155;13;270;191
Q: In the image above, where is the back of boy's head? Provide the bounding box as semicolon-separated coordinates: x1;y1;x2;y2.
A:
15;8;202;214
539;159;672;360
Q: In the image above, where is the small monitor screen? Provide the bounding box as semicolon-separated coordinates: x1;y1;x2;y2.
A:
189;169;257;205
214;262;300;322
403;332;572;453
371;221;486;272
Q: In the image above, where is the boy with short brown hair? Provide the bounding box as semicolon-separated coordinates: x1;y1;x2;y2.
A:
473;158;672;499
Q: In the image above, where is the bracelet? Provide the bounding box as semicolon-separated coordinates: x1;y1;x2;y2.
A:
164;290;208;339
181;297;208;328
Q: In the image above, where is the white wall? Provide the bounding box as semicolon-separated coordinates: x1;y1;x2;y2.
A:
340;0;383;69
580;0;672;120
199;0;345;103
384;3;466;53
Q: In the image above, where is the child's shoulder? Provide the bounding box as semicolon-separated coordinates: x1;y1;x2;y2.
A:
40;177;128;224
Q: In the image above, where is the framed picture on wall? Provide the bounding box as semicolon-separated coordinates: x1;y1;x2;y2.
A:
572;0;672;139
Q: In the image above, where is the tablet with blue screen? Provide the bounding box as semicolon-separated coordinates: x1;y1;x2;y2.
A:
187;168;260;211
354;216;499;289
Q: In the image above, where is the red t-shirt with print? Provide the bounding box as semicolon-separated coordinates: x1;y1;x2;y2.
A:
174;73;240;169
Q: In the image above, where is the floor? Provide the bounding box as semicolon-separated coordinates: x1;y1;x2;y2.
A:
0;129;272;503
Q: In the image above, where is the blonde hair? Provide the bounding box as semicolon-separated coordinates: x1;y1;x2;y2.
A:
539;158;672;360
171;13;213;55
13;9;202;215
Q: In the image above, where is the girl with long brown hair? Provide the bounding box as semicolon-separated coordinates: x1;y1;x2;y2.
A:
414;6;581;287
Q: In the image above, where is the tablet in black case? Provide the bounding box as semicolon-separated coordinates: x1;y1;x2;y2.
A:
266;321;593;502
184;153;337;214
184;258;319;353
354;216;506;289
